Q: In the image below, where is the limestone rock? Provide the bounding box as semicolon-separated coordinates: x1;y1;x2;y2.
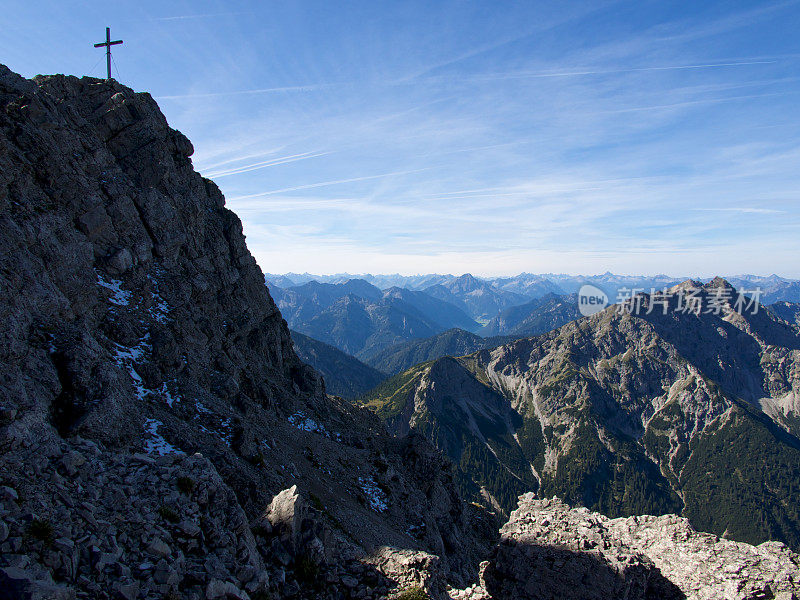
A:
462;495;800;600
0;63;490;600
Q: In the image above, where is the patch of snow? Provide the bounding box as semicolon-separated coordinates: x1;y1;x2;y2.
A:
145;272;171;323
358;476;388;512
113;335;151;401
219;417;233;447
157;381;180;407
149;296;171;324
96;271;132;306
288;412;328;436
143;419;183;456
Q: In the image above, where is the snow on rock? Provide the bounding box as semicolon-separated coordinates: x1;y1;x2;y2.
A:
143;419;183;455
148;295;170;324
358;475;388;512
145;272;171;324
113;335;151;401
288;411;327;435
96;270;132;306
156;381;180;407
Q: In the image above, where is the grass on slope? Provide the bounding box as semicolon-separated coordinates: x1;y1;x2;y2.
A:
357;362;432;420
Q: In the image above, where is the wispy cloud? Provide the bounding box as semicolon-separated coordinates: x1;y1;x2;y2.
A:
116;0;800;277
691;207;787;214
155;84;335;100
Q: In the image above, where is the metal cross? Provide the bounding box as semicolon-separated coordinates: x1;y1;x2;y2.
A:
94;27;123;81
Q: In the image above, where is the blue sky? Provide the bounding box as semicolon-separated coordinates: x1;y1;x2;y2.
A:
2;1;799;277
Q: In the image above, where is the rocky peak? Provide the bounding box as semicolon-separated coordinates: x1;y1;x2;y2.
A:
705;276;735;291
0;65;492;599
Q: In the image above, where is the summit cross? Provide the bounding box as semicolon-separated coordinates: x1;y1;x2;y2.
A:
94;27;123;81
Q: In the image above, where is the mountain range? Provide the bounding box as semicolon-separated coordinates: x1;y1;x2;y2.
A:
268;271;800;305
770;301;800;327
363;329;511;376
479;293;580;337
271;279;480;361
361;279;800;552
269;275;800;400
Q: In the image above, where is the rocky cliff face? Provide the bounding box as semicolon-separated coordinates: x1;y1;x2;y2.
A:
0;65;491;599
362;280;800;550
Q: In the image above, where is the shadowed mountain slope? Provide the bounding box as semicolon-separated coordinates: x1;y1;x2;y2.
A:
364;328;512;375
479;292;580;337
291;330;387;398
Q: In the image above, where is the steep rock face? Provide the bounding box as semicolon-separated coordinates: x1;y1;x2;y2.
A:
455;495;800;600
0;66;491;599
361;357;533;514
362;281;800;549
770;301;800;327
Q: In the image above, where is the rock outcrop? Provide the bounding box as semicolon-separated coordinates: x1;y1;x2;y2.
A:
0;64;491;599
452;495;800;600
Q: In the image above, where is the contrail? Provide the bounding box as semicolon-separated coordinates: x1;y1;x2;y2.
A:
599;90;800;114
155;84;333;100
156;59;784;101
152;12;253;21
692;207;785;214
206;152;330;178
233;169;429;198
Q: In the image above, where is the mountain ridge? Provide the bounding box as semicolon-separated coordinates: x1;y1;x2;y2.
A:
361;279;800;550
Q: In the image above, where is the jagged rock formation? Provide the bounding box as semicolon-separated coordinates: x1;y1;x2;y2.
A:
361;279;800;550
452;495;800;600
291;330;387;398
0;65;492;599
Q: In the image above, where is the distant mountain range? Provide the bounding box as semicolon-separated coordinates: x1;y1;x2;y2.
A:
268;272;800;304
271;279;478;360
422;273;530;322
359;279;800;552
479;293;580;337
268;274;800;390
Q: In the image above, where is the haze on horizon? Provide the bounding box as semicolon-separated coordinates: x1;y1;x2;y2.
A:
2;0;799;277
